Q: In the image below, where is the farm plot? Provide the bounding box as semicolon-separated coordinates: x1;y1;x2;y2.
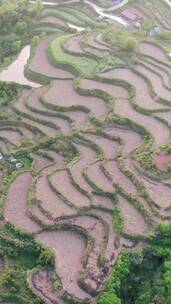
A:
99;67;165;110
4;173;40;232
1;1;171;303
47;35;98;77
42;79;107;117
28;36;74;80
139;42;171;65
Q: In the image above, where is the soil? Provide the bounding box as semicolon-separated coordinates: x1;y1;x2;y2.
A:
51;169;90;207
80;78;128;99
0;130;22;146
93;210;119;261
36;231;88;299
32;204;54;225
139;59;171;88
84;46;105;58
64;35;84;54
154;154;171;171
87;33;109;51
85;133;118;159
32;268;65;304
65;110;87;127
127;158;171;209
34;155;52;172
16;92;60;137
105;160;137;195
95;33;109;48
67;215;106;278
30;37;73;79
92;194;114;209
44;80;107;117
139;42;171;65
71;143;96;194
135;63;171;101
36;176;75;218
4;172;40;232
118;196;149;235
3;14;171;302
99;68;163;110
113;98;170;148
104;127;141;156
86;162;114;192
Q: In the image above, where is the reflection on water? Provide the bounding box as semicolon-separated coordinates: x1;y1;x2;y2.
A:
0;45;40;88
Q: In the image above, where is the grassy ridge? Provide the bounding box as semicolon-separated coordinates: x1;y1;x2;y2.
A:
47;34;98;77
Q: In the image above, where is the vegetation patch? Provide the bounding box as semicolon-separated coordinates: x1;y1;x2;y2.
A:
47;34;98;77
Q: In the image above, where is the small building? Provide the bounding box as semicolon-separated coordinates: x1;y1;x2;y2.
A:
120;8;142;23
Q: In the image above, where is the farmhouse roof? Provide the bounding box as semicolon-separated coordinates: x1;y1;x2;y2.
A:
121;8;141;22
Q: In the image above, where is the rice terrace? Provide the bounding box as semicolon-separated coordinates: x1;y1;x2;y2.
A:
0;0;171;303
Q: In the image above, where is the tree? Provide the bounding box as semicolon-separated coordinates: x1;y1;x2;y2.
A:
12;40;22;52
38;247;54;266
32;35;40;47
98;292;121;304
14;21;28;33
159;222;170;235
106;28;138;55
123;37;138;52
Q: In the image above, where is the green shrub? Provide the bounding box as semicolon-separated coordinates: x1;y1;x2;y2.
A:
98;292;121;304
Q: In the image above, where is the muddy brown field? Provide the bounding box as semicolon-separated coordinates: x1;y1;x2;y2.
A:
2;6;171;303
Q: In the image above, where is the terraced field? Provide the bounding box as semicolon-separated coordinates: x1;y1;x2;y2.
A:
0;0;171;303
